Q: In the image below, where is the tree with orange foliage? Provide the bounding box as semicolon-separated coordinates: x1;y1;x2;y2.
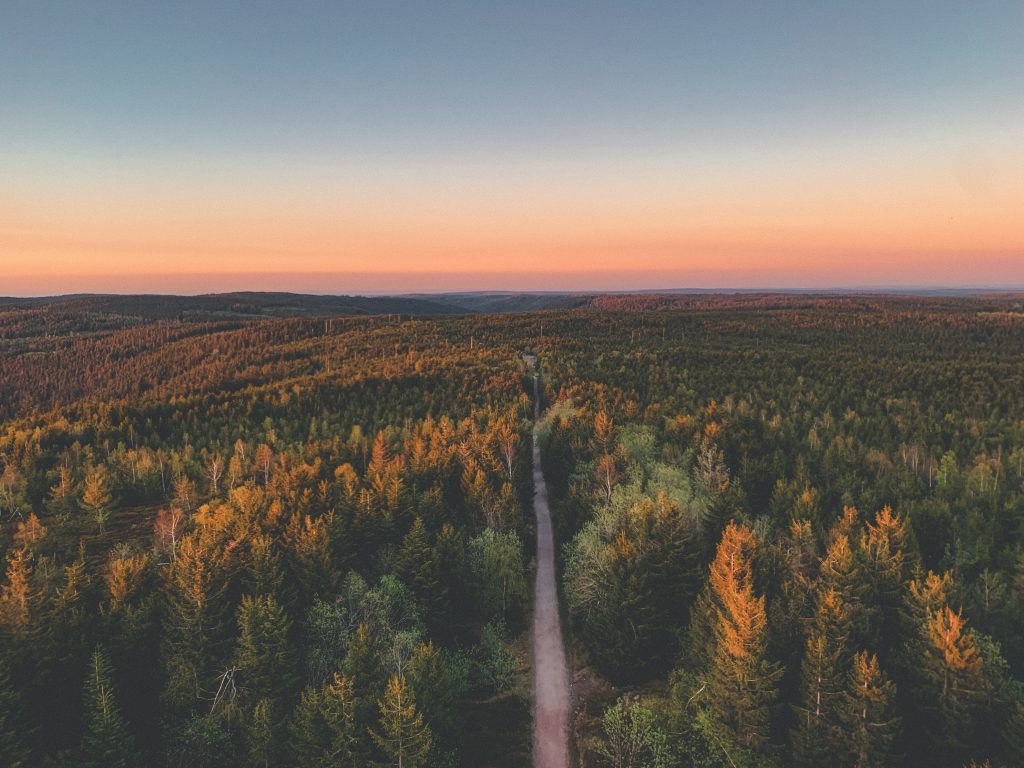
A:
858;506;914;651
0;548;33;636
694;522;781;752
82;464;113;532
905;604;992;766
836;651;900;768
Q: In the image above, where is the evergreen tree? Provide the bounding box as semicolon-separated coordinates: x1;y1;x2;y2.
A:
407;641;466;753
906;606;992;767
370;674;432;768
80;646;138;768
81;465;114;532
396;517;442;617
321;673;360;765
161;538;230;712
234;593;297;707
699;523;781;752
836;651;900;768
0;656;30;767
790;588;852;767
245;698;275;768
858;507;913;654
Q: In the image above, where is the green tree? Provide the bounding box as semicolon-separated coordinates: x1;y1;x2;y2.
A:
396;517;442;617
370;674;432;768
467;528;527;623
599;697;672;768
836;651;900;768
81;465;113;532
790;588;852;767
234;593;296;707
0;656;30;767
80;646;138;768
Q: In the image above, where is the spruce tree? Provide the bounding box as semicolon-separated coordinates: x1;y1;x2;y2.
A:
234;593;296;707
396;517;441;616
790;588;852;767
700;523;781;752
0;656;30;767
906;606;992;767
290;674;360;768
836;651;900;768
370;674;432;768
80;646;138;768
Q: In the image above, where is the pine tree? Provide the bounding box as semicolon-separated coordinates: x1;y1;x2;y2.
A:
290;674;361;768
245;533;286;598
790;588;852;767
700;522;781;751
836;652;899;768
0;547;33;637
370;674;432;768
80;646;138;768
820;534;871;647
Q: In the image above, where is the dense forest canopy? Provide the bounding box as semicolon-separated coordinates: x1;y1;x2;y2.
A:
1;293;1024;767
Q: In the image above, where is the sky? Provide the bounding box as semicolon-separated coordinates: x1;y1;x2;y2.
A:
2;1;1023;295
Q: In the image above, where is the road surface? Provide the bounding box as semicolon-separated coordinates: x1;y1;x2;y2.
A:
530;371;570;768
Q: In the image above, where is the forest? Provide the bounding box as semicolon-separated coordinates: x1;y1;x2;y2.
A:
2;293;1024;767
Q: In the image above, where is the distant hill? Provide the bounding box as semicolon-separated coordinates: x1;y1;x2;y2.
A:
3;290;1023;327
0;292;464;319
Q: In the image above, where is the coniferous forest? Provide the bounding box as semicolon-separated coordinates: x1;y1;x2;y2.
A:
3;293;1024;768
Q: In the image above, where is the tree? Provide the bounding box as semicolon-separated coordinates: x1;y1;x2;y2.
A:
234;593;296;708
246;698;275;768
599;697;672;768
0;656;30;767
790;588;852;767
82;465;113;532
467;528;527;623
906;606;992;766
370;674;432;768
836;651;900;768
161;537;230;711
407;641;466;753
698;522;781;752
564;495;699;680
80;646;138;768
858;506;913;653
396;517;442;618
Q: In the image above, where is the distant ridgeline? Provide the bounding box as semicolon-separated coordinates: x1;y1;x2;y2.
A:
1;293;1024;767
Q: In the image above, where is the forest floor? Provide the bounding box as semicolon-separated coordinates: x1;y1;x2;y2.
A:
530;371;571;768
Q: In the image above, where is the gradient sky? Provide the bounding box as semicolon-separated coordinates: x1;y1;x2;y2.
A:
2;1;1023;294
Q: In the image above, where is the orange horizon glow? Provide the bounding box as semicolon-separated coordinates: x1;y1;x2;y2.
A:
4;127;1024;295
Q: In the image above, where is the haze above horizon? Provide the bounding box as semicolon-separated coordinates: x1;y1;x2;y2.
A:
3;2;1023;294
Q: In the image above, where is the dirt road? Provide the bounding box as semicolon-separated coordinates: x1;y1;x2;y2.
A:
530;371;570;768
